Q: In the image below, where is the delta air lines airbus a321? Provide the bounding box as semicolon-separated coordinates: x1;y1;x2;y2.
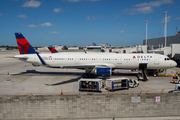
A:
14;33;177;80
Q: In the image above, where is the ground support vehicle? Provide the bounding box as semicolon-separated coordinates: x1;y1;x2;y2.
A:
129;79;139;88
171;79;180;84
105;77;129;91
168;84;180;93
78;78;103;92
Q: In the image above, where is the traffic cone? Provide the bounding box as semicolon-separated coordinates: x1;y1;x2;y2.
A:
60;89;63;95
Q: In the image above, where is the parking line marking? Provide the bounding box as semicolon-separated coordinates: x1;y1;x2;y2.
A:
146;90;150;93
161;89;164;93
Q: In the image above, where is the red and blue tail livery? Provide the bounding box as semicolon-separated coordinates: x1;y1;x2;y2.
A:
48;46;59;53
15;33;38;54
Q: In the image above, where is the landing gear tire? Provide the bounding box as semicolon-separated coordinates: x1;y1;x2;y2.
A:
83;73;89;78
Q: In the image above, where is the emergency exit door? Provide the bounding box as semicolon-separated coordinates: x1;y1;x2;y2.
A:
154;55;159;65
117;57;122;64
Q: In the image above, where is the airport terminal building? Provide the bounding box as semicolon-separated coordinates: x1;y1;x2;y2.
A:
143;32;180;49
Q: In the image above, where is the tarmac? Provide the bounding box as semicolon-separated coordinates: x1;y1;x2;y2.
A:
0;50;179;96
1;50;180;120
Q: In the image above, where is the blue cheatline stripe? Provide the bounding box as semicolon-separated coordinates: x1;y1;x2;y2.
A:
36;54;46;65
17;42;24;54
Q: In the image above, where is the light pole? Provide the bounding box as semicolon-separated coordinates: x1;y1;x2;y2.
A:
145;20;148;53
163;11;167;48
145;20;148;46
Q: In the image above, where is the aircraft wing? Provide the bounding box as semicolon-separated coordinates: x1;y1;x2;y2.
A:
49;63;115;69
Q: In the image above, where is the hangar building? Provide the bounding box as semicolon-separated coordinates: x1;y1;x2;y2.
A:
143;32;180;49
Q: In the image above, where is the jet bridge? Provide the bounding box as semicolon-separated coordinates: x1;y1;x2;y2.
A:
139;63;148;81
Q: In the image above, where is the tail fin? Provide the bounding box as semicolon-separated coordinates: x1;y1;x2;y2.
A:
109;49;112;53
48;46;59;53
15;33;38;54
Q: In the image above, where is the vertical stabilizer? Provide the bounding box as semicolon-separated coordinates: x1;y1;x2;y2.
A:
15;33;38;54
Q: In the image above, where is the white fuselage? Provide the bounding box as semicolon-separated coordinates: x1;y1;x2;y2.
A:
14;53;177;70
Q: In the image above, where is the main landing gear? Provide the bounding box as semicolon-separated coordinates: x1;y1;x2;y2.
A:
83;73;90;78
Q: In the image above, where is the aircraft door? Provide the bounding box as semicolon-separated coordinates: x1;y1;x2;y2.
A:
117;56;122;64
154;55;159;65
75;57;79;64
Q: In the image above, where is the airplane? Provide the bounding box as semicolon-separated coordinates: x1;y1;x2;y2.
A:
48;46;59;53
48;46;88;54
14;33;177;80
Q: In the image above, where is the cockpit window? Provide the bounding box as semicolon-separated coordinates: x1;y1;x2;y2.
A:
164;58;170;61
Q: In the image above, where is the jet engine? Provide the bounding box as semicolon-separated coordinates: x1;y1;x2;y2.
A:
91;68;112;77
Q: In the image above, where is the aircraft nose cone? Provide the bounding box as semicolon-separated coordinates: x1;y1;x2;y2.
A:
171;61;177;67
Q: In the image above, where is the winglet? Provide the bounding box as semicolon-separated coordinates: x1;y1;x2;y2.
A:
15;33;38;54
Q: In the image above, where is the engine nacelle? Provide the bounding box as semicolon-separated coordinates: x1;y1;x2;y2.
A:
94;68;112;77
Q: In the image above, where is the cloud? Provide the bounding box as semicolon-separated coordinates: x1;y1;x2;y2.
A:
175;17;180;20
47;31;60;34
87;16;97;20
25;22;55;28
129;6;153;14
17;15;27;19
117;30;126;33
22;0;41;8
66;0;81;2
112;16;121;19
117;30;135;33
124;0;173;15
53;8;63;13
65;0;100;2
86;16;106;20
153;32;160;34
159;16;171;23
26;24;38;28
88;0;100;1
39;22;54;27
123;24;129;26
0;13;2;16
134;0;173;7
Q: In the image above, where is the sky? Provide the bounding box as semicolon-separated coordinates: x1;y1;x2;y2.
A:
0;0;180;47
